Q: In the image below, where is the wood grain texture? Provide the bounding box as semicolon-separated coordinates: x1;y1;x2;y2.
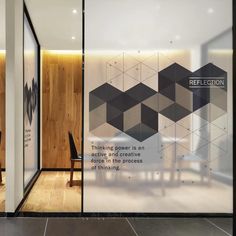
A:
20;171;81;212
42;51;82;168
0;54;5;169
0;172;5;212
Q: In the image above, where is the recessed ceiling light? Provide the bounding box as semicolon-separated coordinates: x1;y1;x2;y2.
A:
72;36;76;40
207;8;214;14
175;35;181;40
72;9;77;14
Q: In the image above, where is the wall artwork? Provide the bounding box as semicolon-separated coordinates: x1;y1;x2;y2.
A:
24;78;38;126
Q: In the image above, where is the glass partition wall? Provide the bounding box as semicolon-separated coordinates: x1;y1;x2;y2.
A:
14;0;233;215
23;9;40;189
0;0;5;213
202;30;233;184
84;0;233;213
20;0;83;213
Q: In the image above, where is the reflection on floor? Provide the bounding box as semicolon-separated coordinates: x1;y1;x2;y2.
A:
0;172;5;212
21;171;81;212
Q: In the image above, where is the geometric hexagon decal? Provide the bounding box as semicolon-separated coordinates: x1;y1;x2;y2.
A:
89;52;227;143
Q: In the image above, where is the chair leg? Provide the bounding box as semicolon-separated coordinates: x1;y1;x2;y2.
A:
207;165;212;187
160;169;165;196
200;163;204;184
70;160;75;187
177;159;182;185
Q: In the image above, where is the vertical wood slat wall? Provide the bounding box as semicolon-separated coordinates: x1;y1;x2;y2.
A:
0;54;5;168
42;51;82;168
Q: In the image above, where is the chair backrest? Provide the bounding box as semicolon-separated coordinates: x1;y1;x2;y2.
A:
68;132;78;159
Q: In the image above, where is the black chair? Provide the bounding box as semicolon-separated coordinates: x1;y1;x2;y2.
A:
68;132;82;187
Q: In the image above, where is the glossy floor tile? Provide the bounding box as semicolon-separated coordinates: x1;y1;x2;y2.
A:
45;218;136;236
128;218;232;236
0;217;47;236
0;217;232;236
205;218;233;235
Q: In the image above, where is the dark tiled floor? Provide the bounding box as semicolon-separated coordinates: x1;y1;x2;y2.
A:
205;218;233;235
0;218;47;236
0;217;232;236
128;218;232;236
46;218;135;236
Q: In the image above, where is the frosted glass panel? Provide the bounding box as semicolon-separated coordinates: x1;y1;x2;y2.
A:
84;0;233;213
24;14;39;187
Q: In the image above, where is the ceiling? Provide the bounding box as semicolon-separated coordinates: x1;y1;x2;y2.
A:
0;0;233;50
25;0;82;50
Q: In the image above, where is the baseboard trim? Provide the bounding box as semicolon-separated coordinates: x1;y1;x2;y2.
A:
13;212;233;218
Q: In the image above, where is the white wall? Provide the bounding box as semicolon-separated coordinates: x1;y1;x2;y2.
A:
5;0;24;212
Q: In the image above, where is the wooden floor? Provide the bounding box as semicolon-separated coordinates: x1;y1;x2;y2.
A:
0;172;5;212
21;171;81;212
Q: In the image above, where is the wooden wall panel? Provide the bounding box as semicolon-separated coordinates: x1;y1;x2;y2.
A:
42;51;82;168
0;54;5;168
